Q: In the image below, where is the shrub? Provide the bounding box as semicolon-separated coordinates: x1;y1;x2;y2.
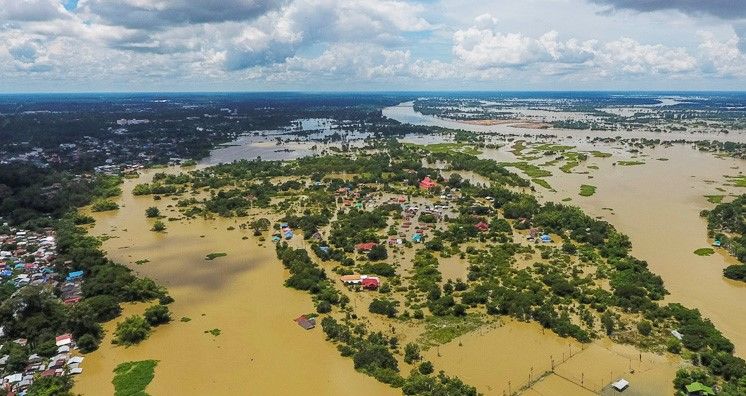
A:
369;299;398;318
145;207;160;218
113;315;151;345
151;221;166;232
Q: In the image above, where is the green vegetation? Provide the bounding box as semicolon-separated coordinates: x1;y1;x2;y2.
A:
205;328;221;336
151;220;166;232
144;305;171;326
92;199;119;212
501;162;552;178
617;160;645;166
694;248;715;256
112;360;158;396
205;252;227;260
705;195;725;204
589;151;612;158
145;207;160;218
418;314;487;348
579;184;597;197
532;178;552;190
113;315;151;346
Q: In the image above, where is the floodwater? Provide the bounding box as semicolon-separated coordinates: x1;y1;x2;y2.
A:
73;169;396;396
383;102;746;143
424;320;681;396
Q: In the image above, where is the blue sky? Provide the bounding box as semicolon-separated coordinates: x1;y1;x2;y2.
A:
1;0;745;92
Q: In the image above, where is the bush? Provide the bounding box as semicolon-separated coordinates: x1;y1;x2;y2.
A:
637;320;652;336
113;315;151;345
151;220;166;232
317;301;332;314
77;333;99;353
404;343;421;364
84;294;122;322
144;305;171;326
369;299;398;318
418;361;434;375
367;245;388;261
145;207;160;218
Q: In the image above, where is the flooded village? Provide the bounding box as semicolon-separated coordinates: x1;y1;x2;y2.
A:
63;97;746;396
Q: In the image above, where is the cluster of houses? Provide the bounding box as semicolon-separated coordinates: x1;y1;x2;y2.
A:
1;334;85;394
0;229;60;293
0;226;86;394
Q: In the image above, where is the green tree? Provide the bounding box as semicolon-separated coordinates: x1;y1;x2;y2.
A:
418;361;434;375
26;375;73;396
77;333;99;353
404;343;421;364
113;315;151;345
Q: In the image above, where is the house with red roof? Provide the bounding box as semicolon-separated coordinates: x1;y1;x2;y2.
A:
475;221;489;232
355;242;377;252
419;176;437;190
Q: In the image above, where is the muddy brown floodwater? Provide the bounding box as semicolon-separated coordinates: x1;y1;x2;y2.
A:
73;169;397;396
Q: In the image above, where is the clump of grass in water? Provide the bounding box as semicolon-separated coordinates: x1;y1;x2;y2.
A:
705;195;724;204
134;259;150;265
205;252;227;260
579;184;597;197
694;248;715;257
617;160;645;166
205;328;221;336
112;360;158;396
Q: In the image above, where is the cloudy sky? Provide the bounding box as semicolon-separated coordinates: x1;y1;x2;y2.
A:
1;0;746;92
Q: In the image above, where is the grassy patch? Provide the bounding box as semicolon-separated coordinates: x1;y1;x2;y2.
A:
407;142;482;156
112;360;158;396
417;314;487;349
694;248;715;257
560;161;580;173
724;175;746;187
501;162;552;178
579;184;597;197
134;259;150;265
180;317;191;322
532;178;553;190
617;160;645;166
205;252;227;260
589;151;612;158
705;195;725;204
